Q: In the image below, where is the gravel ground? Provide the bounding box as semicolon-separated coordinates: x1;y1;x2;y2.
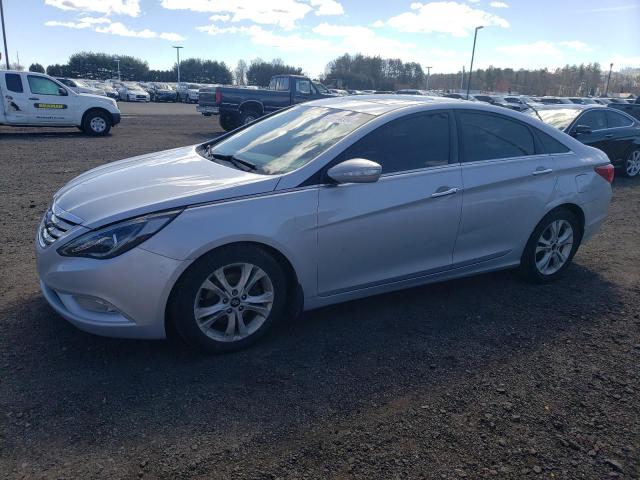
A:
1;103;639;479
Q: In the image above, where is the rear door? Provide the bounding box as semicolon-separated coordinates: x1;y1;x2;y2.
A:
317;111;463;295
24;74;74;124
603;110;637;163
453;110;557;266
1;72;30;123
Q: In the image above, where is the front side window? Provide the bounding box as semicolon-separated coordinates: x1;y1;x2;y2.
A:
341;112;451;173
576;110;607;130
458;111;535;162
206;106;373;174
5;73;23;93
606;110;633;128
296;80;311;95
28;76;66;96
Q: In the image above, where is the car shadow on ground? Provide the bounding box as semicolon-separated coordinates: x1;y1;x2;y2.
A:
0;128;93;139
1;261;623;454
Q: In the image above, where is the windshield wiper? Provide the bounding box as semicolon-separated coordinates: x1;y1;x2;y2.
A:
209;151;258;172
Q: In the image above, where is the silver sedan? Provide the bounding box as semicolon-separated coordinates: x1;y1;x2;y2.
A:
36;96;613;352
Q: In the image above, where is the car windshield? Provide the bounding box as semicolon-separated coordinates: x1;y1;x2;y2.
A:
187;84;200;89
203;106;373;175
156;83;171;89
524;108;580;130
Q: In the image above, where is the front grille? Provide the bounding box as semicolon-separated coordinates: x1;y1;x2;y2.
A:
136;95;146;99
39;208;80;247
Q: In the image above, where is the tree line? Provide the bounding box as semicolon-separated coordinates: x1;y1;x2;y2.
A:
21;51;640;95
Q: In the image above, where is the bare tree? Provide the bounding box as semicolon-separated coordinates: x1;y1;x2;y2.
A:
234;59;248;86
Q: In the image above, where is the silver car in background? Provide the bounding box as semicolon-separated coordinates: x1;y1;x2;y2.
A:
36;96;613;352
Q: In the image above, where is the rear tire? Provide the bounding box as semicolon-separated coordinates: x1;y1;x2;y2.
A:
219;112;239;132
169;245;288;353
518;209;582;283
82;110;112;136
239;109;260;125
622;149;640;178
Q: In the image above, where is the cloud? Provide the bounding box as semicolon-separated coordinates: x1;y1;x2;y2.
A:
209;14;231;22
497;40;593;57
588;3;639;12
489;1;508;7
162;0;343;29
44;0;141;17
197;24;332;51
372;20;385;28
384;1;510;37
558;40;592;52
45;16;184;41
308;0;344;15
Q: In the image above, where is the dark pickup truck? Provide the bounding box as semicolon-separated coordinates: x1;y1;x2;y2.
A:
198;74;334;131
609;102;640;121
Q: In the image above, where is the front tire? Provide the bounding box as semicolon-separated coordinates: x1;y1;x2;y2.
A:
519;209;582;283
169;245;288;353
82;110;112;136
622;149;640;178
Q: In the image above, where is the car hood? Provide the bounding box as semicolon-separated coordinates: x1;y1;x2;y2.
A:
53;145;279;228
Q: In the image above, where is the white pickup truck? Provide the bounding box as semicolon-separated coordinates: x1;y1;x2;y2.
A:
0;70;121;135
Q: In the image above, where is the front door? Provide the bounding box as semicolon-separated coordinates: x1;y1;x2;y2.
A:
317;111;463;296
24;74;74;124
570;109;614;160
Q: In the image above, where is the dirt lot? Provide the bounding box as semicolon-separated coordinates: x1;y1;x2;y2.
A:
1;102;639;479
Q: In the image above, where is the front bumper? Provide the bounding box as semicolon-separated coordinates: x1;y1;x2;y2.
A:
36;243;187;339
111;112;121;126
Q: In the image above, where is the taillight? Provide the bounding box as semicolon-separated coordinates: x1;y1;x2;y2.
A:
215;89;221;104
594;164;614;183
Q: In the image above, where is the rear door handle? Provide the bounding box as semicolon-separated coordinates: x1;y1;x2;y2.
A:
431;187;460;198
532;168;553;176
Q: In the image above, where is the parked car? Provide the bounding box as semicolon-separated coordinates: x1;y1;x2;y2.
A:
472;94;526;111
36;97;613;352
55;78;106;97
568;97;599;105
87;80;118;99
526;104;640;177
149;83;178;102
177;83;202;103
504;95;541;108
0;70;120;135
118;82;150;102
442;93;477;101
329;88;349;96
538;97;574;105
198;74;334;131
396;89;427;95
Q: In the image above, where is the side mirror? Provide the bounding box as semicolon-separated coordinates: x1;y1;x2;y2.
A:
58;87;68;96
572;124;592;135
327;158;382;184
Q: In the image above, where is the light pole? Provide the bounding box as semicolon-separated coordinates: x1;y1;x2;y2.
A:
605;62;613;96
114;57;121;80
466;25;483;99
173;45;183;84
0;0;9;69
425;66;432;91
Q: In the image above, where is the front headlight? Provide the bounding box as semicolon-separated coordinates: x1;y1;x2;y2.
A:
58;210;181;259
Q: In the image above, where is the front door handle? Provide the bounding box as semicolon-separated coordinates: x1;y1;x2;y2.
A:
29;97;39;101
431;187;460;198
605;133;614;138
532;168;553;176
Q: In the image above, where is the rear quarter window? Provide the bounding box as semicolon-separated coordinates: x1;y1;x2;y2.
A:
535;130;570;154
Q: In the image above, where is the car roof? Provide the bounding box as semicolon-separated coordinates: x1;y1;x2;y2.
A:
303;94;461;115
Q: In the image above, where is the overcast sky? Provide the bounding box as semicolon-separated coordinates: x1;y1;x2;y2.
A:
4;0;640;76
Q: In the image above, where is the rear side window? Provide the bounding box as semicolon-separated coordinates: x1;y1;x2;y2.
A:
5;73;23;93
606;110;633;128
576;110;606;130
536;130;570;154
341;112;450;173
457;111;535;162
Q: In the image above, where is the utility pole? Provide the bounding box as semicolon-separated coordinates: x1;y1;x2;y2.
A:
173;45;183;84
114;57;121;80
605;62;613;96
460;65;465;91
425;66;432;91
466;25;483;99
0;0;9;69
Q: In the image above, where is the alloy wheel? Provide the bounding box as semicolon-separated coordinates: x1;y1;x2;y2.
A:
535;219;574;275
626;150;640;177
193;263;274;342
